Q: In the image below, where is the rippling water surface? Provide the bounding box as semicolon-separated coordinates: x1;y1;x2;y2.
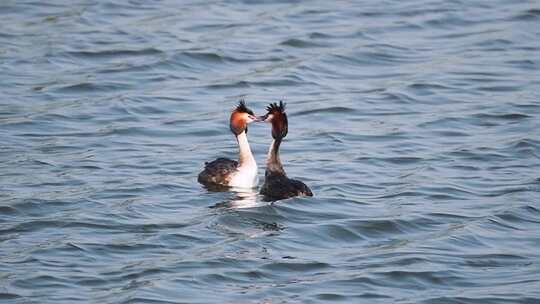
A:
1;1;540;303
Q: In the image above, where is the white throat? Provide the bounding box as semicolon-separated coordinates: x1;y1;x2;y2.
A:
229;131;258;188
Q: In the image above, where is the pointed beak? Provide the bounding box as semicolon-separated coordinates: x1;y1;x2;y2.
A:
256;114;269;122
249;115;261;122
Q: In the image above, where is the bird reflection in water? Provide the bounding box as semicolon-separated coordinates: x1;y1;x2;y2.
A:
208;187;265;209
208;188;284;236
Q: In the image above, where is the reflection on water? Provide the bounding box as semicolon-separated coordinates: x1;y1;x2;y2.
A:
210;188;265;209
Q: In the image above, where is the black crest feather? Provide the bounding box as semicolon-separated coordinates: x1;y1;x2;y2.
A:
235;100;254;115
266;100;286;113
265;100;288;139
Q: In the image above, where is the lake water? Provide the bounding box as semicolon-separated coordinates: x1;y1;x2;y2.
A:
1;1;540;303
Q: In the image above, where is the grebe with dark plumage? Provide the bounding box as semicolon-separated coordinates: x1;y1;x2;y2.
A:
198;101;259;189
259;101;313;200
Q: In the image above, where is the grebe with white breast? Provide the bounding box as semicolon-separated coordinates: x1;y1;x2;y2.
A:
198;101;259;189
259;101;312;199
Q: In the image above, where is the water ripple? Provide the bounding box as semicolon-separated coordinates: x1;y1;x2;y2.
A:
1;0;539;303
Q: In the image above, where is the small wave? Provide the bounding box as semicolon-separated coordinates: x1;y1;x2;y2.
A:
295;106;356;116
422;296;538;304
407;82;455;95
174;51;267;67
506;138;540;151
432;130;470;137
328;51;416;67
54;82;131;93
476;85;520;92
347;219;407;237
512;8;540;21
0;293;21;300
427;213;478;221
96;62;157;74
505;59;536;70
67;48;163;59
318;223;365;243
251;77;312;87
474;38;514;48
204;80;250;89
486;217;521;231
461;253;529;268
206;76;312;89
12;274;72;289
0;205;18;215
375;269;462;287
2;1;540;302
431;29;501;40
181;51;226;63
261;261;330;272
423;15;476;29
308;32;334;39
280;38;329;48
315;293;347;301
448;148;504;161
473;113;531;121
10;199;71;216
494;206;540;225
379;92;416;104
381;156;424;165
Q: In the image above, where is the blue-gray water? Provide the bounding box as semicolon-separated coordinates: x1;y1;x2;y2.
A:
1;1;540;303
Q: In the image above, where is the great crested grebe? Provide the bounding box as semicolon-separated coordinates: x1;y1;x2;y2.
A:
259;101;312;199
198;101;259;189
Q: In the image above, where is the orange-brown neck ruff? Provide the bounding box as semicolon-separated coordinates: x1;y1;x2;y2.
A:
270;111;288;140
230;111;247;136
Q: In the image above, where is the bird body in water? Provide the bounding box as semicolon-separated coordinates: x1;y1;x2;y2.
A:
259;101;312;200
198;101;259;189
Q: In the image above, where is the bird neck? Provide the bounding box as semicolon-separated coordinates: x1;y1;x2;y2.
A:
266;137;285;175
236;131;256;168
